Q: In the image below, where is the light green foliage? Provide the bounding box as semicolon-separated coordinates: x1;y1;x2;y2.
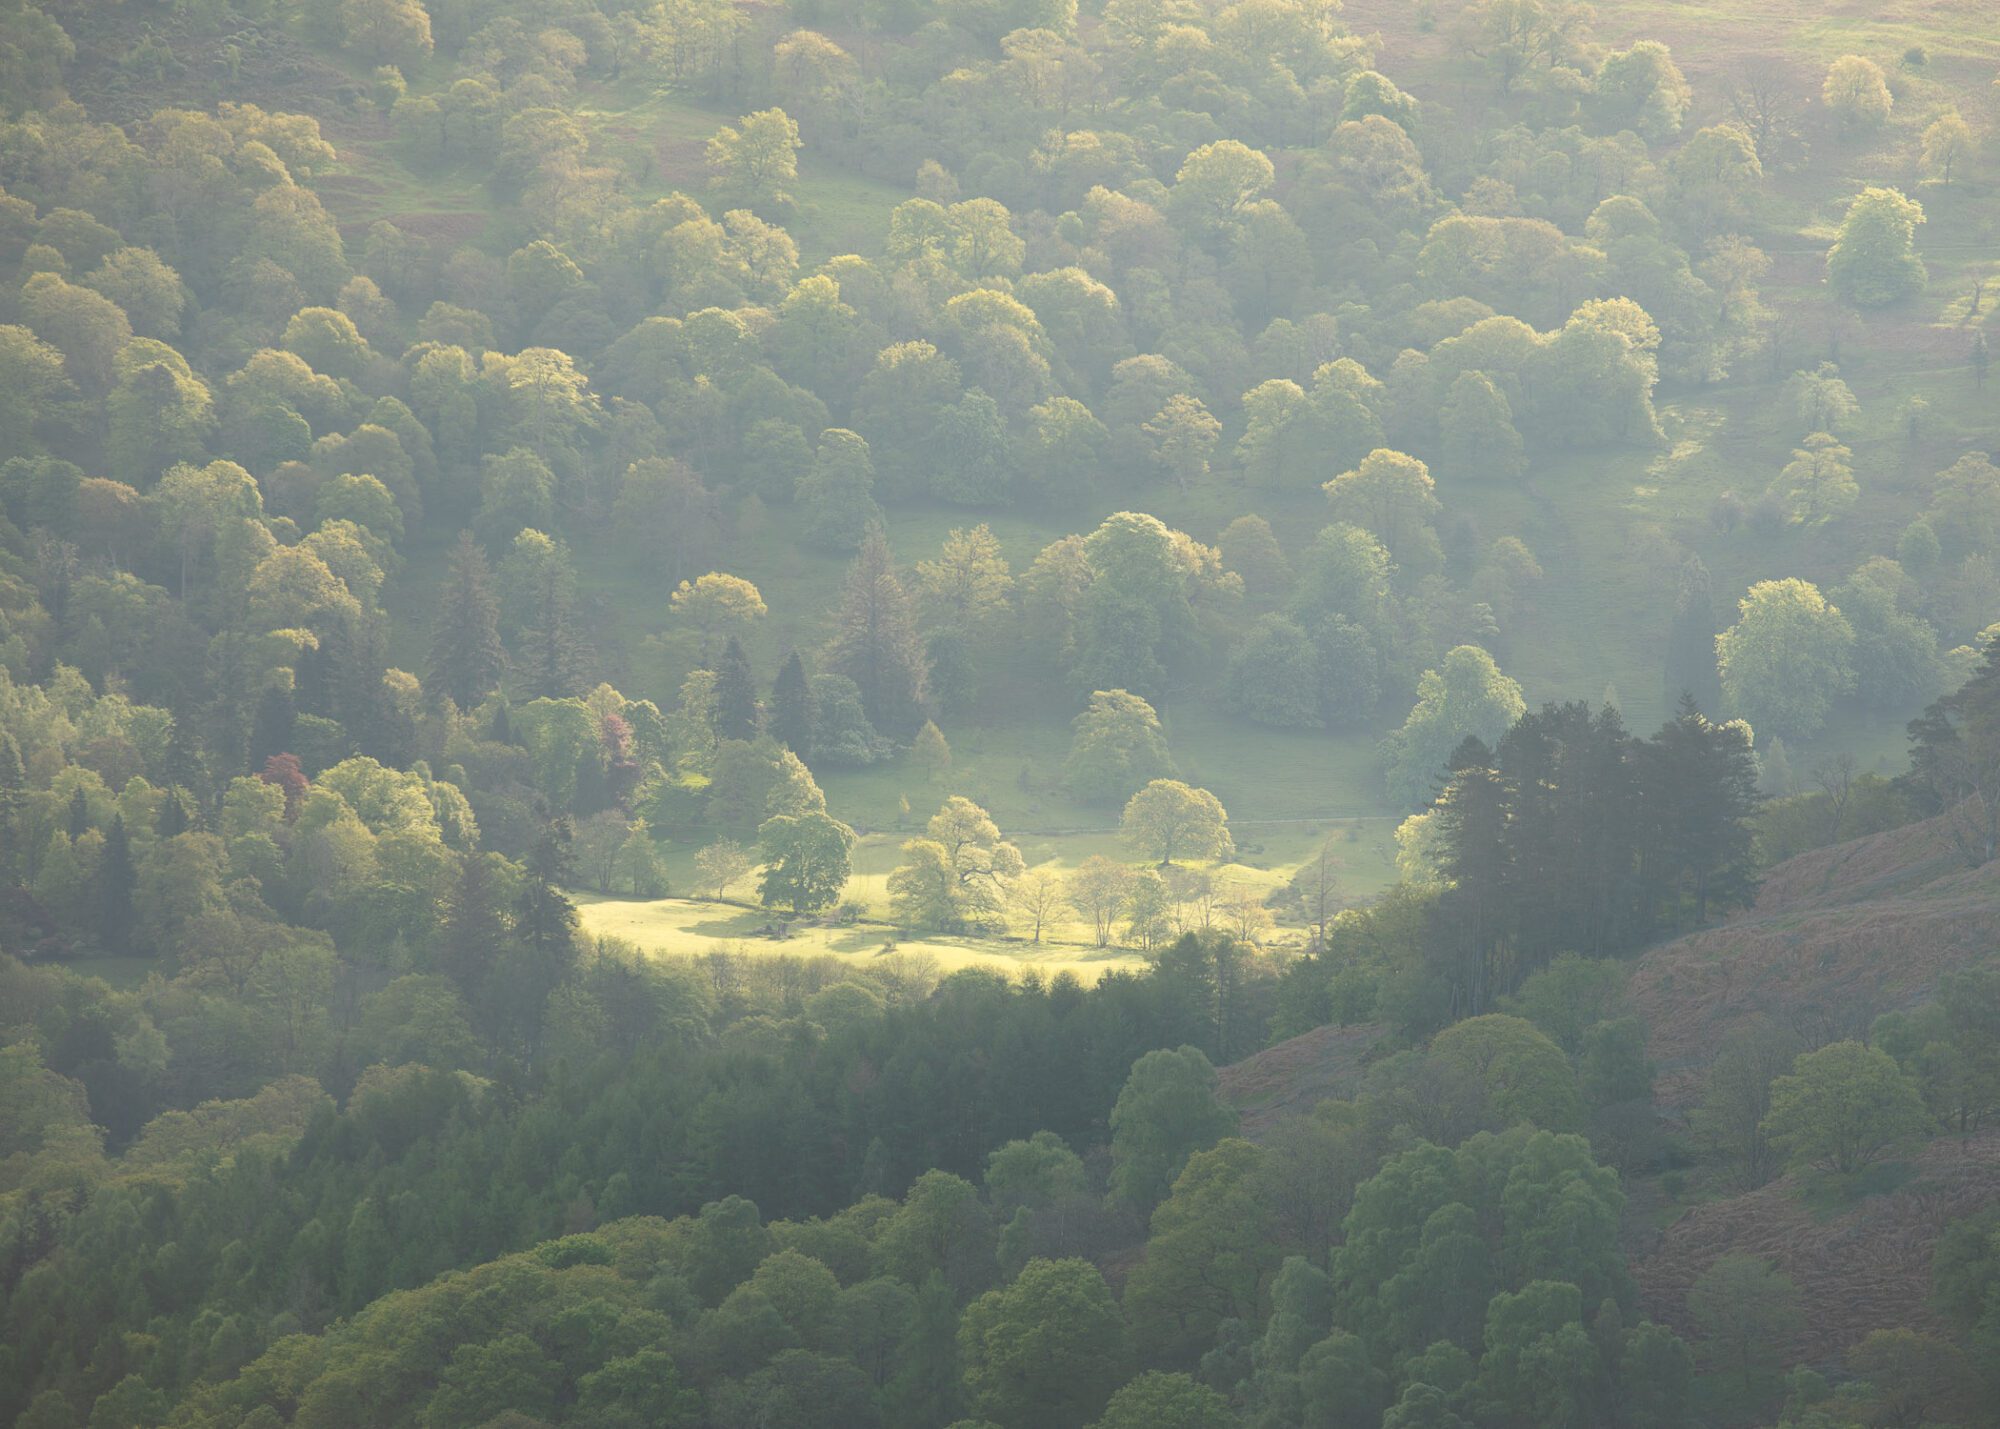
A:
1826;188;1926;308
1088;1371;1233;1429
757;809;855;914
1822;55;1891;129
1064;690;1175;805
1120;779;1232;866
1716;579;1856;740
1382;646;1526;808
1428;1014;1583;1132
706;108;803;206
1763;1040;1931;1173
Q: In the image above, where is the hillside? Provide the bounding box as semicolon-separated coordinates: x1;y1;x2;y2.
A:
1630;812;2000;1097
1635;1130;2000;1364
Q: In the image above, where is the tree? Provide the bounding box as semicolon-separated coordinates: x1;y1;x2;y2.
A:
429;533;504;710
826;528;927;735
1228;615;1324;729
1769;433;1858;527
1010;869;1064;944
1921;111;1974;186
959;1258;1132;1429
796;429;881;552
0;324;70;460
1067;855;1135;947
1822;54;1891;129
696;840;754;899
672;573;768;661
1089;1371;1233;1429
1108;1046;1238;1213
713;637;761;741
1170;140;1275;238
1143;395;1222;494
1439;370;1526;484
1122;780;1232;867
614;821;669;896
340;0;434;66
1428;1014;1583;1132
1592;40;1691;141
1826;187;1926;309
1763;1040;1931;1173
910;720;951;782
1687;1255;1801;1412
1324;449;1443;575
1716;579;1856;740
758;809;855;914
769;652;816;756
1382;646;1527;808
1065;690;1176;805
707;109;802;206
1786;363;1859;434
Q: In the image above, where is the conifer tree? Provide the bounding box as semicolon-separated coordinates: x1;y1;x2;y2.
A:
712;636;761;741
0;733;24;887
429;531;505;709
826;525;928;735
770;650;816;754
96;815;136;951
516;550;592;698
1663;556;1722;714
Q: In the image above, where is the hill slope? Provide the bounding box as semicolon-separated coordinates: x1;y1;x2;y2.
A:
1629;813;2000;1097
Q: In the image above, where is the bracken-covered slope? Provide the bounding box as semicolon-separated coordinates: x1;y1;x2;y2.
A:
1634;1131;2000;1364
1631;813;2000;1101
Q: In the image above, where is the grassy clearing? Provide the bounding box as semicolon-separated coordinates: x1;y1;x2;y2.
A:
575;890;1146;981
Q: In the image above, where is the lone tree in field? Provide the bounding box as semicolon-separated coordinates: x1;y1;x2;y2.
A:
1826;187;1926;309
705;108;802;206
695;840;753;899
1821;54;1891;130
757;809;854;914
1122;780;1233;867
1763;1040;1931;1173
1921;111;1974;186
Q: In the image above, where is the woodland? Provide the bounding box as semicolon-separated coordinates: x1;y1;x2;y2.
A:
2;0;2000;1424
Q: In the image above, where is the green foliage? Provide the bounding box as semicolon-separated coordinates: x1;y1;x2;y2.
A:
1763;1040;1931;1174
1107;1046;1237;1213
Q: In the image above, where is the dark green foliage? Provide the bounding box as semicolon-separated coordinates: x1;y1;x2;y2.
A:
713;637;761;741
430;532;505;710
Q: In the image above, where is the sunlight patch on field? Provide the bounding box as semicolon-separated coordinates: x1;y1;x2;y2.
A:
573;891;1147;983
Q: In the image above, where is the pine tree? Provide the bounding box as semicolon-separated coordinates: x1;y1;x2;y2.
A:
66;785;89;839
249;683;296;770
712;636;761;741
1642;696;1761;923
0;732;23;888
516;553;592;698
440;849;510;1006
429;531;505;709
770;650;816;754
826;525;927;736
911;720;951;782
1664;556;1722;715
96;815;136;952
158;788;192;837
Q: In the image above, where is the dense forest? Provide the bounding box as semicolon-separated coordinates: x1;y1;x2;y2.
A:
2;0;1998;1423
